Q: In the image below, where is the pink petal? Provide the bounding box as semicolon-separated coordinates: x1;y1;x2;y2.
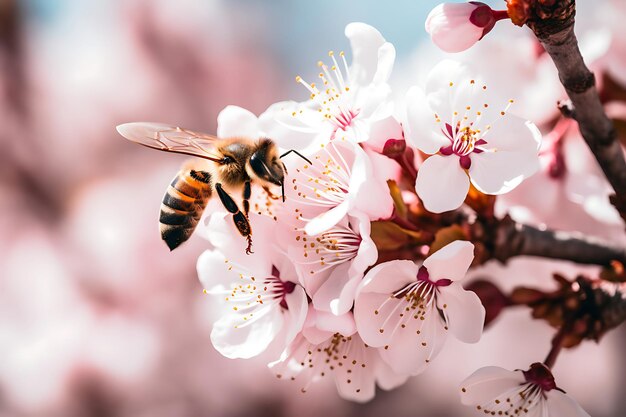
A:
438;283;485;343
313;262;360;315
415;154;470;213
426;3;484;53
379;308;447;375
358;260;418;294
354;292;399;347
366;115;403;153
546;390;591;417
216;105;259;139
423;240;474;282
374;354;409;391
334;347;377;403
459;366;525;405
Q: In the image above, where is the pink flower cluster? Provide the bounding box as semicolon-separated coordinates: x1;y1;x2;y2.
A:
195;22;555;407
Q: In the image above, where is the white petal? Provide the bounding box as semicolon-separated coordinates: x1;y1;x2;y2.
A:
482;114;542;152
351;144;394;220
304;200;350;236
546;390;591;417
405;86;448;154
372;42;396;85
469;149;541;195
345;22;387;86
438;283;485;343
423;240;474;282
416;154;470;213
258;100;321;154
459;367;525;405
217;105;259;139
424;60;472;117
283;285;309;345
210;307;282;359
196;249;228;291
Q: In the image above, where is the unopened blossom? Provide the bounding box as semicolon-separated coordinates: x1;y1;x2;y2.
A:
288;212;377;316
426;2;507;53
197;213;308;359
354;240;485;375
284;140;393;236
406;60;541;213
260;22;396;153
460;363;590;417
269;311;407;402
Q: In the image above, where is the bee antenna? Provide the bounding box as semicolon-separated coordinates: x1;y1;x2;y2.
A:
280;149;312;165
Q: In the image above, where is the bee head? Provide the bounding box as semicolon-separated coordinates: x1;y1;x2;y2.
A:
249;139;285;187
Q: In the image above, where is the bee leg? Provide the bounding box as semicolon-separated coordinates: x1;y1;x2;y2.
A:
243;180;251;218
215;183;253;254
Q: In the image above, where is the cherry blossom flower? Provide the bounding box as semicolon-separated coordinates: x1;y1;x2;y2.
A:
425;2;507;53
460;363;591;417
197;213;308;359
354;240;484;375
287;212;377;316
269;311;407;402
284;140;393;236
406;60;542;213
260;22;396;153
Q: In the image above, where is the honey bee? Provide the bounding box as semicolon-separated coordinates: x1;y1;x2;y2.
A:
116;122;310;254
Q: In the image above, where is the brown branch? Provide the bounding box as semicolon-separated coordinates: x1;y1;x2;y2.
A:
489;216;626;267
526;1;626;217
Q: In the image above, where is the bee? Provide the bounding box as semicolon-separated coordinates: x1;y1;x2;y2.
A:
116;122;310;254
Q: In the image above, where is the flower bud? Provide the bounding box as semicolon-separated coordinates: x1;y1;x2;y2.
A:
425;2;504;53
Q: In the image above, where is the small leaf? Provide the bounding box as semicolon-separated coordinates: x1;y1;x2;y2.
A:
427;225;468;256
464;183;496;218
370;221;428;251
387;180;407;219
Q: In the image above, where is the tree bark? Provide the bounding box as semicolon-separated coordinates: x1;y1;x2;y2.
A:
527;1;626;218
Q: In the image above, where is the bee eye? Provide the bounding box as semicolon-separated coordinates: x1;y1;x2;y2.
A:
222;156;234;164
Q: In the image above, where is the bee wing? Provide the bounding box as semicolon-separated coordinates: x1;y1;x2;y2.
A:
117;122;223;163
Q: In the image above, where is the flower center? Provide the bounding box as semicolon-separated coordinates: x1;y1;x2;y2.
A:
266;265;296;309
289;142;352;211
439;122;487;169
294;224;363;275
522;362;558;392
295;51;361;139
274;333;370;396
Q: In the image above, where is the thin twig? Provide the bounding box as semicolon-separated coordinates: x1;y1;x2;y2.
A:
489;216;626;267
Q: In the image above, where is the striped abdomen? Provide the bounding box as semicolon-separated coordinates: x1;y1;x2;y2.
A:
159;166;212;250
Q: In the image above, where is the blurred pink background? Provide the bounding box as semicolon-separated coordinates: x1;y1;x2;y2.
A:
1;1;625;416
